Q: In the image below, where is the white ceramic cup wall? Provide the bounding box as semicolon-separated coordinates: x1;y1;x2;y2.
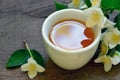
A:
42;9;101;70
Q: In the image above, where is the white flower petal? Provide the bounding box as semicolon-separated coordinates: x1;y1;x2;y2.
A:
102;28;120;49
28;57;37;64
90;0;101;7
84;7;106;28
104;61;112;72
21;63;29;71
28;70;37;79
97;17;106;28
36;64;45;72
21;57;45;79
84;7;95;18
101;31;106;40
103;32;111;46
78;0;88;9
95;55;112;72
94;56;104;63
110;56;120;65
114;28;120;44
110;51;120;65
68;0;81;8
99;42;108;56
104;56;112;72
86;15;97;27
108;28;120;48
109;42;118;49
68;3;75;8
104;19;115;28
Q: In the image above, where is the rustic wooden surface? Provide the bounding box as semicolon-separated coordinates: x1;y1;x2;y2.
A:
0;0;120;80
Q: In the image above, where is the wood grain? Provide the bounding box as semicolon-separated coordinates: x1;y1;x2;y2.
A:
0;0;120;80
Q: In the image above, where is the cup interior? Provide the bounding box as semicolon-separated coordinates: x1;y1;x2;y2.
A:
42;9;101;53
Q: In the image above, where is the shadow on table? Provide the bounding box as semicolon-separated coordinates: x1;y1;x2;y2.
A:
38;58;120;80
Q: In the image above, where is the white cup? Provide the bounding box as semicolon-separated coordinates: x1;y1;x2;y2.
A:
42;9;101;70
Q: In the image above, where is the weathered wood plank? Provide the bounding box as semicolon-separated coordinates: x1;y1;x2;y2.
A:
0;0;52;12
24;5;56;18
0;0;66;13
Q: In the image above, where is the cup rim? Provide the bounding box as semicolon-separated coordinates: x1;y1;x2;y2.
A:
42;9;101;54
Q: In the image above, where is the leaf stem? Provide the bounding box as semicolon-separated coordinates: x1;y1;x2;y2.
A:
23;40;33;58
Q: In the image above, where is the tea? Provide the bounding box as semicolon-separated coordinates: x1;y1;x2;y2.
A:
49;20;94;50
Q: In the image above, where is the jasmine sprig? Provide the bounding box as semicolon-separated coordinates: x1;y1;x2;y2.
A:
23;40;33;58
21;41;45;79
6;41;45;68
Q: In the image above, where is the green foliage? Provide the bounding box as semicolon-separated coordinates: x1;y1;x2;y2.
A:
114;13;120;30
31;50;45;67
84;0;91;7
6;49;45;68
6;49;30;68
84;0;120;11
101;0;120;11
54;0;68;10
115;45;120;52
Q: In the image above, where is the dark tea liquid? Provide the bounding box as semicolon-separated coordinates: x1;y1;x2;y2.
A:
49;20;94;50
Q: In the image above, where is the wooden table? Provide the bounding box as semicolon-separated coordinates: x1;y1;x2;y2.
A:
0;0;120;80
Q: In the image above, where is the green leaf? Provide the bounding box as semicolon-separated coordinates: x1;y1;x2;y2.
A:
6;49;45;69
114;13;120;30
31;50;45;67
84;0;91;7
54;0;68;10
107;49;115;57
115;45;120;52
6;49;30;68
84;0;120;11
101;0;120;11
